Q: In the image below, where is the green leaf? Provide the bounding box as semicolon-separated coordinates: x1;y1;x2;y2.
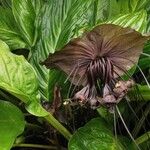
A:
107;10;147;33
26;101;48;117
0;40;48;116
138;57;150;71
37;0;93;54
128;85;150;101
138;43;150;71
69;118;125;150
87;0;120;26
0;40;38;103
143;43;150;55
0;100;25;150
135;131;150;148
0;7;26;49
117;0;150;13
136;85;150;100
0;0;11;8
12;0;36;46
117;0;130;14
97;107;114;124
30;0;93;99
130;0;150;12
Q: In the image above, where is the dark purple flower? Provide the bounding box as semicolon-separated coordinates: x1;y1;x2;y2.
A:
41;24;149;109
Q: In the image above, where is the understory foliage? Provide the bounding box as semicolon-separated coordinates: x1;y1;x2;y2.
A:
0;0;150;150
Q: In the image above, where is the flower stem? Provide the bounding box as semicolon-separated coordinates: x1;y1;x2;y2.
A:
135;131;150;145
13;143;57;149
44;113;72;140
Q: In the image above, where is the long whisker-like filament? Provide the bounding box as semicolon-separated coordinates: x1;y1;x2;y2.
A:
70;61;90;96
125;96;139;120
67;66;79;98
141;52;150;57
136;65;150;88
70;75;84;97
64;65;78;84
116;106;141;150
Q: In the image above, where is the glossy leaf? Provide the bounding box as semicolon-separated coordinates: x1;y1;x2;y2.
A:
130;0;150;12
26;101;48;117
97;107;114;124
12;0;36;46
0;40;48;116
0;7;26;49
0;40;38;103
0;100;25;150
136;85;150;100
69;118;125;150
0;0;11;8
107;10;147;33
138;57;150;71
86;0;119;27
117;0;150;13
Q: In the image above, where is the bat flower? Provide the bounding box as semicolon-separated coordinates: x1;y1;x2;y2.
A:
41;24;148;109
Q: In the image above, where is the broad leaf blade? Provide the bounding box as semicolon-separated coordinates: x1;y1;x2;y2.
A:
0;40;38;103
107;10;147;33
0;100;25;150
36;0;93;54
134;85;150;100
87;0;119;26
0;0;11;8
0;40;48;116
117;0;150;13
12;0;36;46
69;118;125;150
0;7;26;49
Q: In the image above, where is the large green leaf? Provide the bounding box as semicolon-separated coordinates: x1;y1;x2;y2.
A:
107;10;147;33
69;118;125;150
0;0;11;8
0;40;48;116
138;57;150;71
0;40;38;103
136;85;150;100
87;0;120;27
87;0;149;28
117;0;150;13
130;0;150;12
29;0;93;99
12;0;36;46
0;100;25;150
0;7;26;49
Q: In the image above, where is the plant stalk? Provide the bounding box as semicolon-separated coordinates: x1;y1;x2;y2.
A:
13;143;57;149
135;131;150;145
44;113;72;140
